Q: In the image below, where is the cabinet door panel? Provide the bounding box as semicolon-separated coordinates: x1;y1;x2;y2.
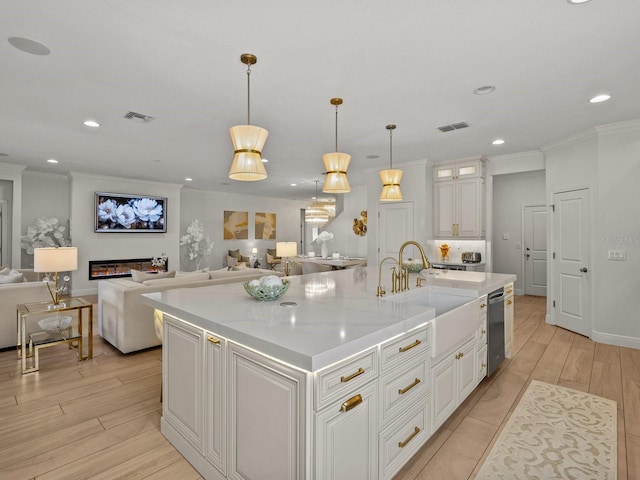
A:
229;343;306;480
434;181;455;237
457;340;477;401
205;334;226;474
431;357;456;431
457;178;482;237
164;316;204;452
316;381;378;480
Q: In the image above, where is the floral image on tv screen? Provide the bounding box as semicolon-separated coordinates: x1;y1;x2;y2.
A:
95;192;167;232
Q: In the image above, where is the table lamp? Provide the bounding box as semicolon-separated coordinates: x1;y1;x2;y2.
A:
34;246;78;308
276;242;297;276
251;247;259;268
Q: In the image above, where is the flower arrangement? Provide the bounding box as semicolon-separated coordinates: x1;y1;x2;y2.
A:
96;196;164;231
151;252;168;269
312;230;334;258
180;219;214;270
20;217;70;254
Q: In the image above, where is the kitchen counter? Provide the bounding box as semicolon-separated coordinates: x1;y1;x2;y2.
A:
141;267;515;372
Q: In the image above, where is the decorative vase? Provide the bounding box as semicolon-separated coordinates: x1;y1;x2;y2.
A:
321;242;329;259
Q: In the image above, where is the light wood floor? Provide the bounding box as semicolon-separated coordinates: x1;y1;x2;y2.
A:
0;295;637;479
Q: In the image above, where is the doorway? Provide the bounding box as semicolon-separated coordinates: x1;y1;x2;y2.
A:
523;204;547;296
551;188;591;337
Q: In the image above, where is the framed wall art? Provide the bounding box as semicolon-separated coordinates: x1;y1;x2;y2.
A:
255;212;276;239
223;211;249;239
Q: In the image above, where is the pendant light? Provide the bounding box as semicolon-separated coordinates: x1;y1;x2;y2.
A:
306;180;330;224
322;98;351;193
229;53;268;181
379;124;403;201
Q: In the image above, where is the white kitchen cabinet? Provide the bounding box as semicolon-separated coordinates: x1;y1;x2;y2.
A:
477;344;488;379
205;332;226;474
228;342;307;480
431;336;477;431
504;282;515;358
433;157;486;239
315;380;379;480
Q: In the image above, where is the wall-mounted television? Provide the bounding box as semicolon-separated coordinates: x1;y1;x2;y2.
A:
95;192;167;233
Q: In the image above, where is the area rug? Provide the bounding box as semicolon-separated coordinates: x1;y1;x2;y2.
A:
475;380;617;479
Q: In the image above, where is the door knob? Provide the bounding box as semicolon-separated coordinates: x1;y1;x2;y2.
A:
580;267;588;273
525;254;530;258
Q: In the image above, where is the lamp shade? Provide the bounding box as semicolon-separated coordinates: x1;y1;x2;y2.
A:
229;125;269;181
379;169;404;201
251;247;258;254
276;241;297;258
322;152;351;193
34;247;78;273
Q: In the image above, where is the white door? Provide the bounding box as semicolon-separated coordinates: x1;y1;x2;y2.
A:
523;205;547;296
552;189;591;336
378;202;413;261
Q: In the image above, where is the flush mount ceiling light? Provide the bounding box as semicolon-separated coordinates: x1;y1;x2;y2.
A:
379;124;403;202
322;98;351;193
589;93;611;103
83;120;100;128
568;0;591;4
8;37;51;55
473;85;496;95
229;53;268;181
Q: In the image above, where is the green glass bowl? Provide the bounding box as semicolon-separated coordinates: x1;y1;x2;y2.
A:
243;280;290;301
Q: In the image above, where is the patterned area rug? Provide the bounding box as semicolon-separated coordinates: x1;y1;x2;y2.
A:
476;380;617;479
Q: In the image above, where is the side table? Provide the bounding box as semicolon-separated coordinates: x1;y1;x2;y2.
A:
17;297;93;374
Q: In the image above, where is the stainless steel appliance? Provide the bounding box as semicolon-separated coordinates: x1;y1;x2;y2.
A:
487;287;505;376
461;252;482;263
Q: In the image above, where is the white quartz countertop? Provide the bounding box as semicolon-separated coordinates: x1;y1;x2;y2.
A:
141;267;515;372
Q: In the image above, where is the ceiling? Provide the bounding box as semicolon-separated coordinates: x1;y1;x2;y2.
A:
1;1;639;201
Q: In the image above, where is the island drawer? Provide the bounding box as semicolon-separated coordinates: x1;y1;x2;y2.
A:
380;324;430;373
379;356;430;426
379;393;431;480
314;347;378;411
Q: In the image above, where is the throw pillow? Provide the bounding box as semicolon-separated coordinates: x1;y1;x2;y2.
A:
267;248;279;258
0;272;24;284
240;255;250;264
130;269;176;283
228;249;241;260
0;266;11;276
227;255;238;268
232;263;248;270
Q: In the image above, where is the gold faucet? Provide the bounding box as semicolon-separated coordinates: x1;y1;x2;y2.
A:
397;241;431;292
376;256;400;297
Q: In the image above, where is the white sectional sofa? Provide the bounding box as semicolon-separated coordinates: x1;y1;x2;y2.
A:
98;268;283;354
0;269;50;350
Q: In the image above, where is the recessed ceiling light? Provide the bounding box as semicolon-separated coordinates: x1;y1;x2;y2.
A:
47;159;58;164
261;158;269;163
473;85;496;95
185;177;193;182
83;120;100;128
366;155;380;159
290;183;297;187
312;196;317;200
567;0;591;4
589;94;611;103
492;139;505;145
8;37;51;55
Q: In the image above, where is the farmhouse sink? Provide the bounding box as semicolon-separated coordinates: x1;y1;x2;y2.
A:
386;290;480;358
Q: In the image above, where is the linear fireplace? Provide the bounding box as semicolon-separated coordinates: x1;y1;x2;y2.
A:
88;258;168;280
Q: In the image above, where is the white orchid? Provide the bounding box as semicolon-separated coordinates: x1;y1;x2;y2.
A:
21;217;70;255
312;230;334;245
180;219;214;270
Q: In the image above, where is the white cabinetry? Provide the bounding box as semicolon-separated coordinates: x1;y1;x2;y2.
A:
433;157;486;239
476;296;488;382
504;282;514;358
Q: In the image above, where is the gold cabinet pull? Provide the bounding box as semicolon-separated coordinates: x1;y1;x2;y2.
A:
482;362;487;368
399;339;421;353
398;378;421;395
340;394;363;412
506;299;513;305
398;427;420;448
481;329;486;335
480;303;487;309
506;289;513;294
341;367;365;383
207;335;221;344
455;353;460;360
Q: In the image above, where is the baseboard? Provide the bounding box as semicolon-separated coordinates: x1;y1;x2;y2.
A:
591;330;640;350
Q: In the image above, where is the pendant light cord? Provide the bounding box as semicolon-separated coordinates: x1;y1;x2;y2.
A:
389;127;393;169
246;64;252;125
334;104;339;152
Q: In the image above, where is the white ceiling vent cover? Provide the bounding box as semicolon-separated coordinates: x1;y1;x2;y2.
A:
124;111;154;122
438;121;469;132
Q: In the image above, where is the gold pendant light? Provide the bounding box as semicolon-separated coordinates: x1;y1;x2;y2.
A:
229;53;268;181
322;98;351;193
379;124;403;201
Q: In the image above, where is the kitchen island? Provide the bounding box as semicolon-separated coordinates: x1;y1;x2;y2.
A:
142;267;515;480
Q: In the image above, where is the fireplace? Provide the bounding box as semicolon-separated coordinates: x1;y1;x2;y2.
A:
88;257;168;280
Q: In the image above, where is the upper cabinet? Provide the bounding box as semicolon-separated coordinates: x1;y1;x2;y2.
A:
433;156;486;239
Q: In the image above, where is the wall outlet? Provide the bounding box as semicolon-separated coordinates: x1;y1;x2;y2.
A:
608;250;626;261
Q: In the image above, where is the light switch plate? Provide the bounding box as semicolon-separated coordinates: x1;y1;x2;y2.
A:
608;250;626;261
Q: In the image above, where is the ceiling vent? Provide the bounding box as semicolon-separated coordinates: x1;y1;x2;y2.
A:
124;111;154;122
438;121;469;133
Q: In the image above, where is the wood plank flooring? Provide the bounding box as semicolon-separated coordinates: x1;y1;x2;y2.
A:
0;295;637;479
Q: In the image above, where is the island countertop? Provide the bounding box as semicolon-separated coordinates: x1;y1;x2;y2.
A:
141;267;515;372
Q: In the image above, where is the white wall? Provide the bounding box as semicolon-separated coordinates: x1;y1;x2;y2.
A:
0;163;26;267
69;172;182;295
180;188;308;270
491;170;546;293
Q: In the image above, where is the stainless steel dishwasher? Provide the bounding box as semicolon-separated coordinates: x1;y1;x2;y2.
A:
487;287;505;376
